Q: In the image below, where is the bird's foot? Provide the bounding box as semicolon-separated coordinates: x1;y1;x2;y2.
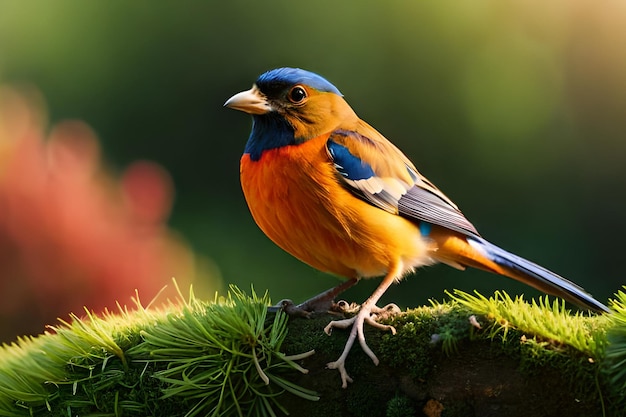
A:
371;303;402;321
268;299;313;318
332;300;401;319
324;302;399;388
330;299;361;314
267;278;360;317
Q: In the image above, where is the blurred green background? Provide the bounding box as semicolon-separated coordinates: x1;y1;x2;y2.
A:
1;0;624;310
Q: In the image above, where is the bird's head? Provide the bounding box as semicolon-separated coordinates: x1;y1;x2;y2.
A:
225;68;358;159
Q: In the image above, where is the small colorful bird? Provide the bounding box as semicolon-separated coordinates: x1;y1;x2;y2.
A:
225;67;609;387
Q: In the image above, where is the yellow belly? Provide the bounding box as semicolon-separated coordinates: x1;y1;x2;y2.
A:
240;135;432;279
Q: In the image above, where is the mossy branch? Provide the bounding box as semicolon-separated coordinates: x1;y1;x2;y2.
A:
1;285;626;417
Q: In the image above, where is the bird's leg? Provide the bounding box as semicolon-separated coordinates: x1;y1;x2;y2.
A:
325;264;402;388
268;278;359;317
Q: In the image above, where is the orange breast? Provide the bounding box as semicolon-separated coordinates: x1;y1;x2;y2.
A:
239;135;432;280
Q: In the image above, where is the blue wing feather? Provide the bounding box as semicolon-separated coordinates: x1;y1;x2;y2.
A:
326;137;410;213
326;132;480;237
327;141;375;180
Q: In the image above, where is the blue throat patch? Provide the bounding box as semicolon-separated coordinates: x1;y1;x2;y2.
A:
244;112;296;161
244;68;342;161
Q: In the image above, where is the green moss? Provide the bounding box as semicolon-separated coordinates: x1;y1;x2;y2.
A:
3;287;626;416
601;288;626;412
345;381;388;417
440;400;474;417
0;285;318;417
376;307;431;380
385;395;415;417
376;303;476;380
448;289;610;357
372;291;619;416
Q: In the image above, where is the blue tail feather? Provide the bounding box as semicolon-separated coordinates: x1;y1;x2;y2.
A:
467;237;609;313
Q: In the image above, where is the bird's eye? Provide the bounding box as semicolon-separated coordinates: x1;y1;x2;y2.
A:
288;86;307;103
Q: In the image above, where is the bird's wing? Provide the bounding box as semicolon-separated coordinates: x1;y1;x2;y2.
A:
326;127;479;237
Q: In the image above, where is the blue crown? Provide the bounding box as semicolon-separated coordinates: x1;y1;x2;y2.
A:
256;67;342;96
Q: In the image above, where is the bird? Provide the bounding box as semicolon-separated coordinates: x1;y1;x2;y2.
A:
224;67;609;388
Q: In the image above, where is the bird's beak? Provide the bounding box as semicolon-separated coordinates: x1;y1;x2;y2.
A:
224;85;272;115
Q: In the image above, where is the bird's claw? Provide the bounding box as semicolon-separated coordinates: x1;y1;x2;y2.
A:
331;299;361;314
370;303;401;323
270;294;401;388
324;302;398;386
364;315;396;334
324;315;356;335
269;279;361;318
267;299;312;318
326;359;354;388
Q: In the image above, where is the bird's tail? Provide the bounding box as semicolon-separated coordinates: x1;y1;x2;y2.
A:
428;228;609;313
